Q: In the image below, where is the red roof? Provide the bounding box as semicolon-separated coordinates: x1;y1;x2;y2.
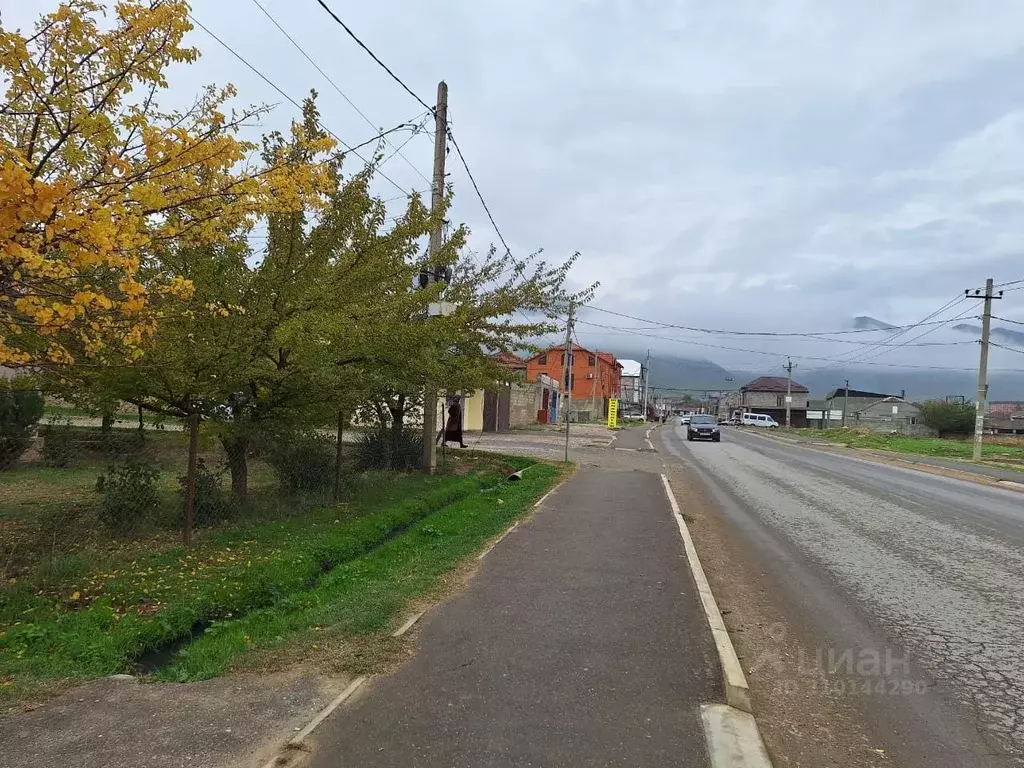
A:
493;352;526;370
741;376;809;393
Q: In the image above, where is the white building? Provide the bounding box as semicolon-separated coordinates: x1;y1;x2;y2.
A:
618;359;644;405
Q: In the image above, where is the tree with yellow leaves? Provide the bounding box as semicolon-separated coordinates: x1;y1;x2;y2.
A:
0;0;334;368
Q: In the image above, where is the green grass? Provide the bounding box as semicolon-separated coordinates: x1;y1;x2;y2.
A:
0;453;551;706
161;461;562;681
791;428;1024;463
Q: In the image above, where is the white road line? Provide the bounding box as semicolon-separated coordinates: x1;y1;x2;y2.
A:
644;438;654;451
660;473;752;713
701;704;774;767
283;676;368;751
392;611;426;637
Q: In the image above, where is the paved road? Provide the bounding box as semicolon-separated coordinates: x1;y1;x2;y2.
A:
308;466;719;767
662;425;1024;767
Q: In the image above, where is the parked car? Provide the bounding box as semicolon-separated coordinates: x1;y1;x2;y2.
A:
687;414;721;442
741;412;779;428
680;414;692;425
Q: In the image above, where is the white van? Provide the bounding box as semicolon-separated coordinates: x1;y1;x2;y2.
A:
741;413;779;428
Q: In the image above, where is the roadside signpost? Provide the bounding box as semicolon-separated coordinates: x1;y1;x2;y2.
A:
607;398;619;429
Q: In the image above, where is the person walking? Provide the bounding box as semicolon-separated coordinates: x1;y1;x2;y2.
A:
440;398;466;448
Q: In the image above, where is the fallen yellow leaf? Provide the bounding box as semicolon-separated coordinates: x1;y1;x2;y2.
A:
70;591;80;601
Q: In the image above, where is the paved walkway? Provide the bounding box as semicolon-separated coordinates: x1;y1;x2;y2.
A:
307;466;719;767
610;424;652;451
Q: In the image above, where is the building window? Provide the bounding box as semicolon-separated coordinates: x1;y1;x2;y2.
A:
776;395;785;407
538;354;547;365
588;355;596;366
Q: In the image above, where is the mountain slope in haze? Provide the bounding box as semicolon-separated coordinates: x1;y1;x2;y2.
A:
952;323;1024;347
611;349;737;392
852;316;899;331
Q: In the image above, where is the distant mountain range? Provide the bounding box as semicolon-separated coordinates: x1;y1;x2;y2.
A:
952;323;1024;346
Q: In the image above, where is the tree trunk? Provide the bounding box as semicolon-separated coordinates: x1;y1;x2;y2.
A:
137;404;144;432
221;434;249;507
101;411;114;432
388;396;406;469
333;409;344;502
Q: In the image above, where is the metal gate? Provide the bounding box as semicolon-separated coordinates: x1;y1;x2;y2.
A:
483;386;511;433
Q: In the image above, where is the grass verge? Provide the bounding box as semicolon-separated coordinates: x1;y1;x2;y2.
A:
160;460;563;681
789;428;1024;464
0;454;552;709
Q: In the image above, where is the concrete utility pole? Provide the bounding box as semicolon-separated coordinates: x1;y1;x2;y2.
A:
562;302;575;462
970;278;1001;461
421;81;448;474
783;357;796;427
642;349;651;420
842;378;850;427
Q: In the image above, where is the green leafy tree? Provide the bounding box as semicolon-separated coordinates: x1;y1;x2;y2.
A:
50;97;450;504
0;387;44;469
918;400;976;438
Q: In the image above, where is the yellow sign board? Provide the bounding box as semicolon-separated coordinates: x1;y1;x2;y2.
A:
607;398;619;429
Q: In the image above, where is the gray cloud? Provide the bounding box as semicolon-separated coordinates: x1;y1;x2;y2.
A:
8;0;1024;373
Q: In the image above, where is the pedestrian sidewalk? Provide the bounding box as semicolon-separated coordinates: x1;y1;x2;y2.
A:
306;466;721;767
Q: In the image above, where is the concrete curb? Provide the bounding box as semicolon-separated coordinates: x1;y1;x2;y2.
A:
660;474;752;713
701;704;773;767
259;675;367;766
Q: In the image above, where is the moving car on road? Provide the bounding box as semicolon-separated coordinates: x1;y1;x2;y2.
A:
687;414;721;442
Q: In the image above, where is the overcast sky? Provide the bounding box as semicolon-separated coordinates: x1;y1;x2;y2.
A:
9;1;1024;373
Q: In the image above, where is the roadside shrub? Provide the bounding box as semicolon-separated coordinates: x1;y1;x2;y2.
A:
265;432;335;493
177;459;229;526
97;457;161;532
40;420;75;467
918;400;975;438
40;425;144;464
0;389;44;469
355;427;423;471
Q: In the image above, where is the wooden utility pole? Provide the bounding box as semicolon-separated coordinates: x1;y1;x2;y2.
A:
562;303;574;462
842;378;850;427
970;278;1000;460
642;349;651;420
783;357;796;427
421;81;448;475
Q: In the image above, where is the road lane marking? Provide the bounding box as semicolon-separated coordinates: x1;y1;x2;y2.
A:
660;473;752;713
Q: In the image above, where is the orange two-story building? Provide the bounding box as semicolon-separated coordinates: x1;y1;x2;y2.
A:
525;344;622;416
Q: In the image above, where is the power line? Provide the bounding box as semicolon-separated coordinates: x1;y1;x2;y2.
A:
813;294;967;369
842;299;975;367
992;316;1024;327
302;0;529;278
577;320;972;347
248;0;433;188
445;121;522;273
987;342;1024;354
188;13;416;197
573;319;984;370
311;0;433;112
580;304;975;339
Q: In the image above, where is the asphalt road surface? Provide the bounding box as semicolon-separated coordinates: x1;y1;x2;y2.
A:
661;425;1024;767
